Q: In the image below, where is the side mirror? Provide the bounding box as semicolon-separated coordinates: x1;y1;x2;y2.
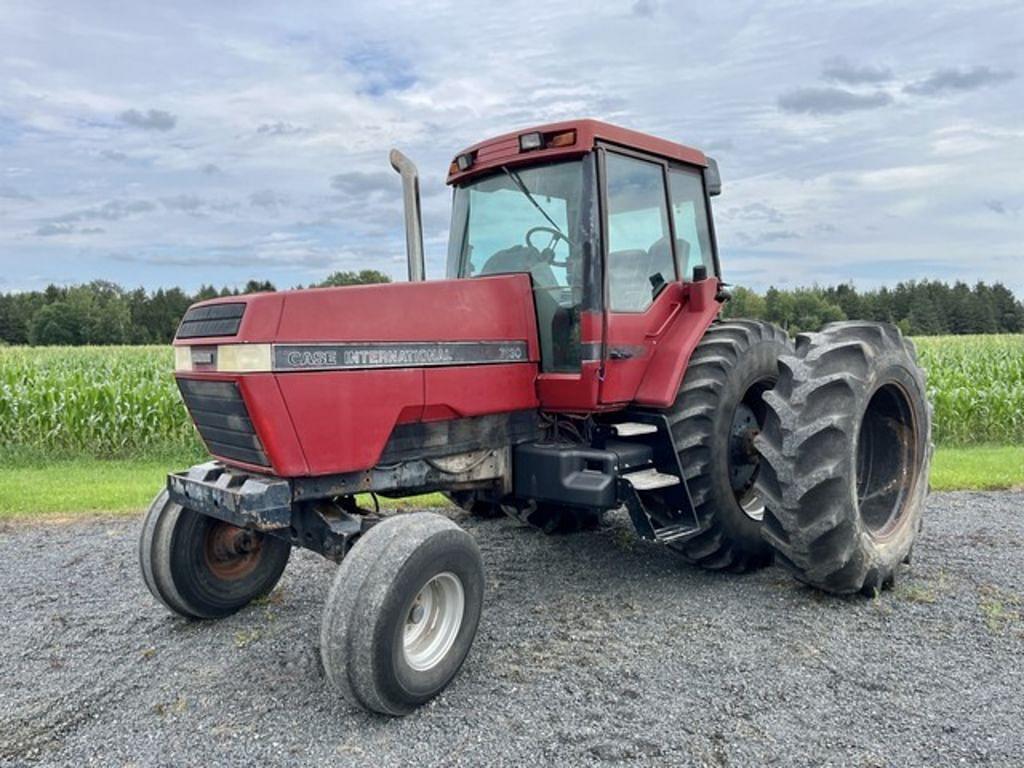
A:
704;157;722;197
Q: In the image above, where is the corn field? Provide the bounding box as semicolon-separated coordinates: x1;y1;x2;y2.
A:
914;334;1024;445
0;346;200;458
0;335;1021;459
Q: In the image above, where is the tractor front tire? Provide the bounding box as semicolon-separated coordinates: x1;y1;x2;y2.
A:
139;490;291;619
320;512;484;716
755;322;932;595
652;319;793;572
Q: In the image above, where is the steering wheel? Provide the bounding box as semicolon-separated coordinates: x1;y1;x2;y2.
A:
525;226;570;267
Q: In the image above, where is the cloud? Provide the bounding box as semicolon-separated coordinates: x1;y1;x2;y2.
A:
2;3;1022;298
329;171;397;198
760;230;800;242
249;189;288;210
99;149;129;162
35;222;75;236
904;66;1015;96
39;199;157;235
632;0;657;17
778;87;893;115
256;121;303;136
344;44;417;96
0;186;33;202
984;199;1019;216
75;199;156;221
162;194;204;213
725;202;784;224
822;57;893;85
118;108;177;131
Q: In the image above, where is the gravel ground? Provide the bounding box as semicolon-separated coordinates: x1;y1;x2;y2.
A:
1;491;1022;767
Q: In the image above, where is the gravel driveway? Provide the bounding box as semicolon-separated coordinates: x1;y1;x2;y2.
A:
1;491;1022;767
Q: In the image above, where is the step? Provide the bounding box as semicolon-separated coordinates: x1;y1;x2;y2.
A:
612;422;658;437
623;468;681;491
653;523;702;544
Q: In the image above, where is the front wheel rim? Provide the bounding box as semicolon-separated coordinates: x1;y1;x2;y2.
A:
203;521;264;581
403;572;465;672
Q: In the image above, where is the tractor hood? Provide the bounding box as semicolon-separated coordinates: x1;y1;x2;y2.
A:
174;274;540;360
172;275;542;477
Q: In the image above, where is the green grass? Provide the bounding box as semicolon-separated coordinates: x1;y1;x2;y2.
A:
0;456;177;518
929;445;1024;491
0;447;1018;519
0;454;447;519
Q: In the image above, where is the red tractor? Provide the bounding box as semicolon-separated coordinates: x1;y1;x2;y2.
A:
140;120;931;715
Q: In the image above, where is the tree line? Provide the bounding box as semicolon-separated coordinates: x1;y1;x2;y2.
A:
0;270;391;346
722;280;1023;336
0;275;1020;345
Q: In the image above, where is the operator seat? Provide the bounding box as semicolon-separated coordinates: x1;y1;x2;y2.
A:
647;237;693;281
479;245;563;370
607;249;650;311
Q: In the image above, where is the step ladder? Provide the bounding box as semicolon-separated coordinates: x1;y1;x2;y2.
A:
611;421;659;437
622;467;681;491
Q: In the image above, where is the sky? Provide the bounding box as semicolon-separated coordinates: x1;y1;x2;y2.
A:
1;0;1022;295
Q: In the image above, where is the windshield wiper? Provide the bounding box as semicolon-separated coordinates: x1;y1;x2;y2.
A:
500;165;568;242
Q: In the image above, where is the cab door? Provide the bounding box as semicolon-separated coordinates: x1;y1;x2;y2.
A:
598;148;716;405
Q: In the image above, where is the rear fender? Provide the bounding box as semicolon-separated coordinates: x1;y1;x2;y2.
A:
633;278;722;408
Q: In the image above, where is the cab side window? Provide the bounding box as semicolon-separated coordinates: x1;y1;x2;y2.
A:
605;153;674;312
668;168;714;280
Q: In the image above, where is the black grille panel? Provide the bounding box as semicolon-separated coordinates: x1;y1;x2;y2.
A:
176;303;245;339
177;378;270;467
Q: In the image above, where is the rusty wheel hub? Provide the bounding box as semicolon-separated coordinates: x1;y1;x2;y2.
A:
203;521;264;581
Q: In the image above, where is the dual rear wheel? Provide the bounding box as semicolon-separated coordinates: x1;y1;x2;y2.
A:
655;319;930;594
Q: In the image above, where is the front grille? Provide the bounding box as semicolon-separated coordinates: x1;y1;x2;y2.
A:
176;303;245;339
177;378;270;467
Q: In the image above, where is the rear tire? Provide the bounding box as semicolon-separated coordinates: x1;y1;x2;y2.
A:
320;513;484;716
139;490;291;619
755;322;932;595
650;319;793;572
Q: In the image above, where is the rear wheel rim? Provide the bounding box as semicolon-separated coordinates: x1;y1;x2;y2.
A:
856;382;919;539
730;383;772;522
403;572;465;672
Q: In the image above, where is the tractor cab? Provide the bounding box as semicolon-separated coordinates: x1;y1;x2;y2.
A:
443;119;724;408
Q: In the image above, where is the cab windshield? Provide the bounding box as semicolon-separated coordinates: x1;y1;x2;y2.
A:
447;158;595;372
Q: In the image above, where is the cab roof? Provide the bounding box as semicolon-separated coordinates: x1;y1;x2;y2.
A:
446;118;708;185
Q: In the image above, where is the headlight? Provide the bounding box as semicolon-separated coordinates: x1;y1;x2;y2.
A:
173;344;273;373
216;344;273;372
174;346;193;372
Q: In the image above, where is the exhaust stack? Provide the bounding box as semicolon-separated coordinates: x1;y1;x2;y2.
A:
389;149;425;282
